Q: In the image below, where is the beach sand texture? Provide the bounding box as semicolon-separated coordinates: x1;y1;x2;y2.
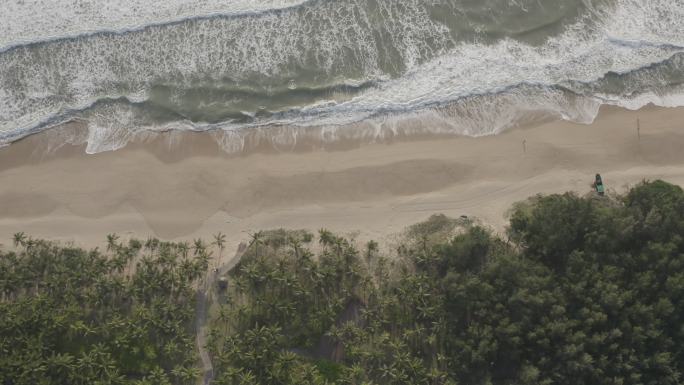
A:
1;105;683;254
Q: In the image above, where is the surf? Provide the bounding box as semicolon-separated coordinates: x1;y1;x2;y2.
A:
0;0;683;153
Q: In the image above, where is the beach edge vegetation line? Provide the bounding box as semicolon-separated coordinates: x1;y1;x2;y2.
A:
2;180;684;384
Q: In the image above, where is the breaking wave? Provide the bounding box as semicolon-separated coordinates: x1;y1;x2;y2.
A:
0;0;683;153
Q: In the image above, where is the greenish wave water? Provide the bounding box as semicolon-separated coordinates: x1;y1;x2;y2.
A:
0;0;683;152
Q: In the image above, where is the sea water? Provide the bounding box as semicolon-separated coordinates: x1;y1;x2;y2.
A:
0;0;683;153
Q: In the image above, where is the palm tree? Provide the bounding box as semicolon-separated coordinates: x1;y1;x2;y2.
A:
1;236;211;385
318;229;336;248
239;370;258;385
106;233;120;252
146;366;172;385
218;305;232;335
172;365;201;384
193;238;206;256
213;232;227;268
145;237;160;252
178;241;190;259
12;232;26;248
109;255;128;275
365;240;379;272
45;352;77;382
247;231;263;259
289;236;302;260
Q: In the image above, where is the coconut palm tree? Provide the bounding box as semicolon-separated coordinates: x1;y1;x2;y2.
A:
289;236;303;260
178;241;190;259
213;232;227;268
365;240;379;271
247;231;263;259
45;352;77;382
106;233;120;252
318;228;336;249
193;238;206;256
12;232;26;248
218;305;232;335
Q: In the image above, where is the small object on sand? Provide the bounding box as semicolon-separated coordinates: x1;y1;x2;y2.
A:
218;277;228;290
593;173;605;196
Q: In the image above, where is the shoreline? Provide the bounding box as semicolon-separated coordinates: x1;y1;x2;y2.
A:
1;104;684;255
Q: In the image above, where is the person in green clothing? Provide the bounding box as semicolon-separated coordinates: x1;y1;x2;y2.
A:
593;173;605;196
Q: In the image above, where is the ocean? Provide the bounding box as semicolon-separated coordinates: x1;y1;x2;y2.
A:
0;0;683;153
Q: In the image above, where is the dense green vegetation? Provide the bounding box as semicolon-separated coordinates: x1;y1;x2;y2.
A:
3;180;684;385
209;180;684;385
0;236;210;384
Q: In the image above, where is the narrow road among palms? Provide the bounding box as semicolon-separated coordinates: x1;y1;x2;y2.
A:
195;286;213;385
195;244;246;385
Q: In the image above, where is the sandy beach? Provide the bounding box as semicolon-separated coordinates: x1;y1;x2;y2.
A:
1;105;684;255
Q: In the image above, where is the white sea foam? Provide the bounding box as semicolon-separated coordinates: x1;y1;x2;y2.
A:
226;0;684;129
0;0;451;139
1;0;683;152
597;84;684;110
337;0;678;123
0;0;308;51
204;86;604;154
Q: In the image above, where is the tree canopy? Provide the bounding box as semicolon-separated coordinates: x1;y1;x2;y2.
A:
3;180;684;385
208;180;684;384
0;237;209;384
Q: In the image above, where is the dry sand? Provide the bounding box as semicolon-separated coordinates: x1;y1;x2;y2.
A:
1;105;684;256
